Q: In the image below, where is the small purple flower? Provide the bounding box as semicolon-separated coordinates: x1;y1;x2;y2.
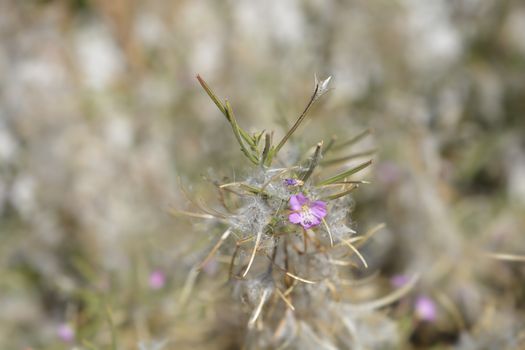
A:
284;178;303;187
57;323;75;343
415;295;437;321
149;270;166;290
284;178;297;186
288;193;327;229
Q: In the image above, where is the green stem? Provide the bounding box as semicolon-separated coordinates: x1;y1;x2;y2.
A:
225;101;259;165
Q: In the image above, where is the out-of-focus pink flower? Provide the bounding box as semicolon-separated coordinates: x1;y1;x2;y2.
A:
288;193;327;229
149;270;166;290
57;323;75;343
415;295;437;321
390;274;410;288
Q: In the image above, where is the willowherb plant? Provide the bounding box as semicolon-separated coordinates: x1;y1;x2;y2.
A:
176;75;417;349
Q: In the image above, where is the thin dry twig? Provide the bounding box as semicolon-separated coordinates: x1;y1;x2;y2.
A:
248;289;271;329
198;228;232;270
339;270;380;286
276;288;296;311
354;223;386;248
484;252;525;262
266;255;318;284
168;208;218;220
341;239;368;268
322;218;334;247
436;291;466;330
342;273;420;312
242;231;263;277
178;266;200;307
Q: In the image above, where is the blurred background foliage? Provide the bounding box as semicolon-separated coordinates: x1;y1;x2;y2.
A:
0;0;524;349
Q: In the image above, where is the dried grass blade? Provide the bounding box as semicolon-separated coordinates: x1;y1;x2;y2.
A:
341;239;368;268
242;230;263;277
248;289;270;329
198;228;232;270
276;288;295;311
322;218;334;247
354;223;386;248
342;273;420;312
484;252;525;262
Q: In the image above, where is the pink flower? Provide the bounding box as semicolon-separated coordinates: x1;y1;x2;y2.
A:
288;193;327;229
57;323;75;343
415;295;437;321
149;270;166;290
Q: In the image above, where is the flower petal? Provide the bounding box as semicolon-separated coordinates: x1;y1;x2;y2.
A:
415;296;437;322
310;201;327;218
302;215;321;229
296;193;308;205
289;193;307;211
288;212;302;224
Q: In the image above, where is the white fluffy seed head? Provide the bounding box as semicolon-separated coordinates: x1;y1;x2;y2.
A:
229;196;272;237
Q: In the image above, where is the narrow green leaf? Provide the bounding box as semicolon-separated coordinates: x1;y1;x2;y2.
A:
300;141;323;182
323;135;338;154
240;127;256;148
263;132;275;166
321;149;377;166
323;184;358;200
261;133;272;166
240;183;269;196
332;129;372;151
225;101;259;164
196;74;227;118
273;83;320;156
254;131;264;147
318;159;373;186
196;75;257;149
